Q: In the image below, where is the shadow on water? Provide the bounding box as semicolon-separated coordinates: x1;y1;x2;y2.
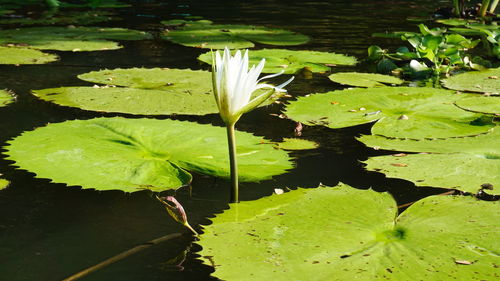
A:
0;0;446;280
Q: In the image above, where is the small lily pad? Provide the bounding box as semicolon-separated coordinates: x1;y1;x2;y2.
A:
364;153;499;194
162;22;309;49
328;72;404;88
0;26;151;51
455;96;500;115
161;19;213;26
0;90;14;107
284;87;494;139
274;138;319;150
0;46;58;64
198;183;499;280
358;128;499;156
0;177;8;190
0;11;116;26
198;49;357;74
442;68;500;94
4;118;293;192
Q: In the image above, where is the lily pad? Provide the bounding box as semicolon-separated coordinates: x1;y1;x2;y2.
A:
442;68;500;94
4;118;292;192
328;72;404;88
198;184;499;281
0;178;8;190
198;49;357;74
34;68;279;115
0;26;151;51
455;96;500;115
77;68;211;90
364;153;499;194
161;21;309;49
161;19;213;26
274;138;319;150
284;87;494;139
358;128;499;156
0;90;14;107
0;46;58;64
0;11;116;26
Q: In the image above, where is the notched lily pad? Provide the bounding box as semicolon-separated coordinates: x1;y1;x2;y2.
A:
0;46;58;64
284;87;494;139
199;49;357;74
198;183;499;281
274;138;319;150
455;95;500;115
358;128;499;156
0;90;14;107
162;21;309;49
4;118;293;192
364;153;499;194
328;72;404;88
0;26;151;51
442;68;500;94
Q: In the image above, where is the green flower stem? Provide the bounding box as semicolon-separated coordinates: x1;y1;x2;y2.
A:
479;0;491;16
226;123;239;203
490;0;499;13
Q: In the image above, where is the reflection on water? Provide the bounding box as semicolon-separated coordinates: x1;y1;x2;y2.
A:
0;1;445;280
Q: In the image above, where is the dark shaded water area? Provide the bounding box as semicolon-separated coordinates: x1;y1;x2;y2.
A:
0;1;451;280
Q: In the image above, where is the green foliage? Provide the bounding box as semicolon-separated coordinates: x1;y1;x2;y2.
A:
284;87;494;139
0;46;58;65
0;11;116;26
198;184;499;280
273;138;319;150
161;21;309;49
199;49;357;74
328;72;403;88
369;24;482;78
455;95;500;114
0;90;14;107
0;177;8;190
4;118;293;192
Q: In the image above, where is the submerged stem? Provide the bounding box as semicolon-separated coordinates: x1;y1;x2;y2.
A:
226;124;239;203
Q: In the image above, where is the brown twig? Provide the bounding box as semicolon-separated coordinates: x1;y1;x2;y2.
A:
62;233;183;281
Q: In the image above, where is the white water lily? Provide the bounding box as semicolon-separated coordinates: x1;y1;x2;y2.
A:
212;47;293;125
211;47;294;203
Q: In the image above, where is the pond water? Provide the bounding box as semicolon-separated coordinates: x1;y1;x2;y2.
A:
0;1;451;280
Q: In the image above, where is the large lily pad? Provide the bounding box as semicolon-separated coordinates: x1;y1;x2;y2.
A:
162;21;309;49
198;184;499;280
455;95;500;115
364;153;499;194
35;68;279;115
328;72;404;87
358;128;499;156
198;49;357;74
0;90;14;107
4;118;292;192
77;68;211;90
284;87;494;139
0;26;151;51
0;46;58;64
442;68;500;94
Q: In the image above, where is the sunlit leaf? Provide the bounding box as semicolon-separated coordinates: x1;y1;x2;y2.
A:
0;46;58;65
328;72;403;88
0;11;116;26
455;95;500;115
4;118;293;192
274;138;319;150
199;184;499;280
199;49;357;74
284;87;494;139
0;177;8;190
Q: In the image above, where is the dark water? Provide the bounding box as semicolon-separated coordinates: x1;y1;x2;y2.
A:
0;1;449;280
